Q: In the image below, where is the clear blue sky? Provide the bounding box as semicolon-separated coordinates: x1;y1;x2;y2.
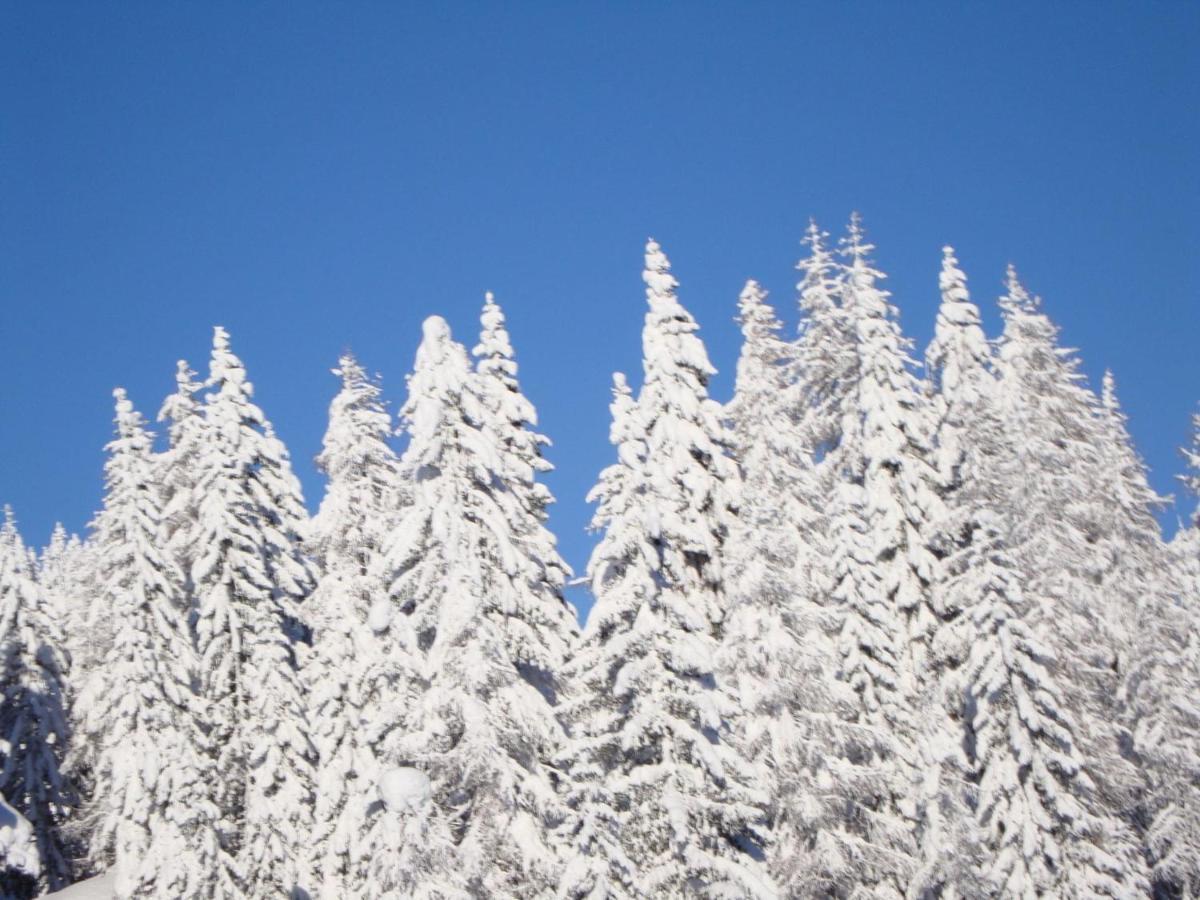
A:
4;3;1198;618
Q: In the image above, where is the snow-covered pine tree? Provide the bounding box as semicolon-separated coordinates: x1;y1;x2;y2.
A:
380;315;570;897
471;292;577;698
191;326;316;898
77;389;229;899
306;354;420;897
793;220;855;464
37;526;92;713
995;269;1146;882
916;246;1009;893
719;280;856;896
0;508;74;894
559;241;770;899
959;511;1147;897
157;359;206;586
1126;408;1200;896
807;217;942;896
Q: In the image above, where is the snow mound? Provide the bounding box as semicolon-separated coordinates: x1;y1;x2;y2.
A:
0;793;37;879
50;870;117;898
379;766;431;813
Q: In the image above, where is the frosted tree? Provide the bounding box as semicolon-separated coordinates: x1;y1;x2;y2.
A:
380;316;570;897
471;292;577;697
1125;408;1200;896
157;359;206;582
306;354;418;897
803;217;943;895
191;326;315;898
916;246;1012;892
559;241;770;899
719;280;857;895
793;220;855;461
995;269;1144;862
38;526;93;722
78;389;229;899
0;508;74;893
960;513;1146;897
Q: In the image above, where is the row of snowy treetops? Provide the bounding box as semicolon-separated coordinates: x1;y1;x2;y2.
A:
1;215;1198;900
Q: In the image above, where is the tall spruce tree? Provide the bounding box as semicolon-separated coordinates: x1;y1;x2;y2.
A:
559;241;770;899
306;354;420;897
157;359;206;585
190;326;316;898
809;217;944;896
719;280;855;896
380;315;570;897
0;509;74;894
78;389;228;898
957;513;1143;898
995;270;1147;880
1127;408;1200;896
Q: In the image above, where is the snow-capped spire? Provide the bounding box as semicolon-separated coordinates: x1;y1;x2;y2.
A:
559;243;766;898
380;314;572;895
0;507;74;892
80;386;227;899
191;325;315;898
642;237;680;308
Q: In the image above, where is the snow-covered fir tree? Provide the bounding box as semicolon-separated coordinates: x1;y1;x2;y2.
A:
156;359;206;584
190;326;316;898
77;389;228;899
305;354;416;897
559;241;770;899
380;315;571;897
0;508;74;894
1126;408;1200;896
719;280;856;896
806;217;944;896
959;511;1146;897
37;526;93;739
917;245;1009;893
471;292;577;689
995;268;1146;879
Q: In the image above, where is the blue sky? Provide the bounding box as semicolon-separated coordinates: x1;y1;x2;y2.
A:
3;3;1198;617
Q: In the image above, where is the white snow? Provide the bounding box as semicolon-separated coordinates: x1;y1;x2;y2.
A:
379;767;432;813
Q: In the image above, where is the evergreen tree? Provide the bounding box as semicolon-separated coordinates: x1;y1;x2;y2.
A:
78;389;229;898
995;269;1146;882
157;359;206;584
1127;408;1200;896
191;326;316;898
0;508;74;893
559;242;769;899
960;513;1145;897
380;315;570;897
811;217;942;896
306;354;415;897
918;246;1007;893
719;280;854;896
471;292;577;692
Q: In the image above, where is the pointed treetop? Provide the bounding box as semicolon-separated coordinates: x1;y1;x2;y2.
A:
1101;368;1118;412
643;237;679;304
332;351;365;384
209;325;252;394
1000;264;1040;315
939;246;971;306
842;211;873;261
735;279;780;344
475;292;516;366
